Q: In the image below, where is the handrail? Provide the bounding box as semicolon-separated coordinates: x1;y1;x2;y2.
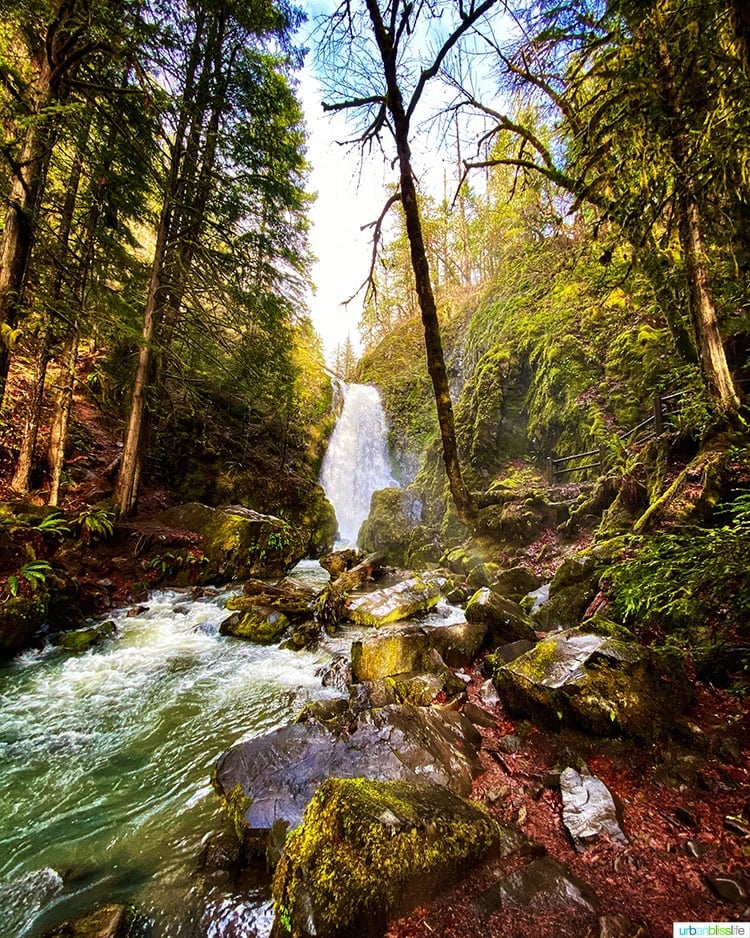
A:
546;388;687;484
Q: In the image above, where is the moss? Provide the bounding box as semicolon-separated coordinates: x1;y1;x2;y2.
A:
221;607;289;644
272;778;507;938
220;782;254;844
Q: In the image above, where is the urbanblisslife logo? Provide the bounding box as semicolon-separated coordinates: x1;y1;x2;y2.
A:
674;925;749;937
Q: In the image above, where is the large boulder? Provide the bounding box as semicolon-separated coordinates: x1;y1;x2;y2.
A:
213;704;483;848
271;778;519;938
220;605;290;644
351;617;486;682
493;630;693;740
346;574;446;627
465;588;536;645
156;503;305;580
357;488;422;566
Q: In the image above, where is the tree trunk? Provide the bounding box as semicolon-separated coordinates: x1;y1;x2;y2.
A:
364;0;476;527
48;328;78;506
656;43;740;413
730;0;750;75
0;64;53;405
10;328;50;493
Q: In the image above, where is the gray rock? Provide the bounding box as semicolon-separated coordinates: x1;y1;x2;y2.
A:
478;678;501;706
346;574;446;626
560;767;628;851
463;701;497;728
494;639;536;663
318;655;352;693
214;704;483;844
465;588;536;644
472;855;598;918
492;566;542;601
350;626;433;682
493;630;693;740
423;618;487;668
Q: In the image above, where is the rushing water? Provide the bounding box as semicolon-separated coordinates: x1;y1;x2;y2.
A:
0;570;344;937
319;383;396;544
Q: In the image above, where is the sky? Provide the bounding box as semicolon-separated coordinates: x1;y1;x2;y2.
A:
298;65;389;366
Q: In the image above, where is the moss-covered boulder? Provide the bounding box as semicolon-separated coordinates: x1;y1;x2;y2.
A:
220;605;289;644
57;620;117;653
345;574;446;627
351;626;436;682
271;778;518;938
465;588;536;645
357;488;421;566
300;483;338;558
492;566;543;602
0;594;48;660
493;630;693;740
156;502;305;580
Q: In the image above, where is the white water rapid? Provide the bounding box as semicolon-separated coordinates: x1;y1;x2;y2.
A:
319;383;396;544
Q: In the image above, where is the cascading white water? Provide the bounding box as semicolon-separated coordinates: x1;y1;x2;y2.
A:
319;383;396;544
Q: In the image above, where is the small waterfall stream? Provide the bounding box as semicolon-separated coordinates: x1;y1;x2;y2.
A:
320;383;396;544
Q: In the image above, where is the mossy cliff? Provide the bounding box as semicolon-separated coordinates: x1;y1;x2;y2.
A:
271;777;513;938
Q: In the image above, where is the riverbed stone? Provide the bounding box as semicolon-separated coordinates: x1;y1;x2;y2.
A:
57;620;118;653
493;629;692;740
271;778;519;938
351;626;433;682
219;605;289;644
560;767;628;851
464;588;537;644
43;903;150;938
421;618;487;668
213;703;484;848
156;502;305;580
345;573;446;627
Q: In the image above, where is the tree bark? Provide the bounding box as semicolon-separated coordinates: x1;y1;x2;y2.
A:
48;328;78;506
656;43;740;413
0;64;53;405
363;0;476;527
10;328;50;493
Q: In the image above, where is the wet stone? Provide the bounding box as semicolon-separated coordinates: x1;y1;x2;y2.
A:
723;815;750;838
560;767;628;851
497;735;523;754
494;639;536;664
478;679;501;707
684;839;704;858
463;701;497;728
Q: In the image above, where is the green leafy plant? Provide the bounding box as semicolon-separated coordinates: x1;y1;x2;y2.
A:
5;560;54;599
77;508;115;544
37;512;71;536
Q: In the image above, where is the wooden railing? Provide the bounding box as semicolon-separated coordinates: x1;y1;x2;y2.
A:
545;389;687;484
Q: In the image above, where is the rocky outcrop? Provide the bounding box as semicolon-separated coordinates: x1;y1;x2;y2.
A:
156;503;305;580
531;553;601;632
213;704;483;849
271;778;519;938
493;630;693;740
357;488;422;566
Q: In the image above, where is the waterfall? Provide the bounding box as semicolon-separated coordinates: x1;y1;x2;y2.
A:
320;383;396;544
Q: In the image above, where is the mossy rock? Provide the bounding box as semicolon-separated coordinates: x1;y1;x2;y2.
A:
220;606;289;644
345;574;445;627
0;594;48;660
42;903;150;937
271;778;518;938
299;484;338;558
493;629;693;740
351;627;434;682
465;588;536;645
357;488;421;566
57;620;118;653
156;502;305;581
492;566;543;602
